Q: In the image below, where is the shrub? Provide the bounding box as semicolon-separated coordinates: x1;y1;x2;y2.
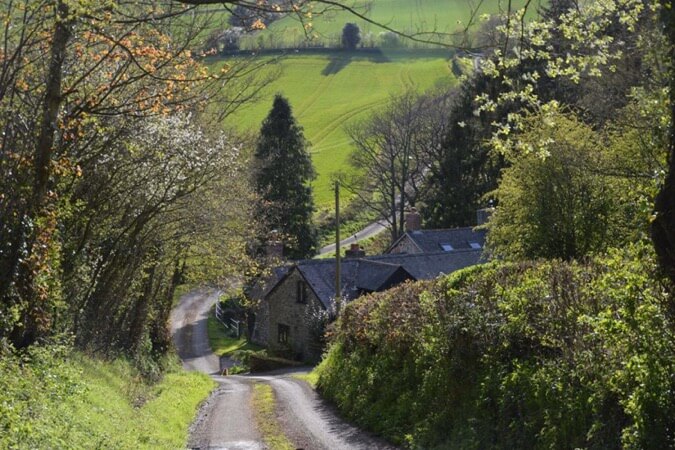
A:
316;245;675;448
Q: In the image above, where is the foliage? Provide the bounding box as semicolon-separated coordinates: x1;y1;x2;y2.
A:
0;342;214;449
61;114;257;363
0;0;261;361
293;370;320;388
341;23;361;50
207;309;263;357
486;112;639;260
316;245;675;448
420;74;504;228
469;0;673;284
254;94;318;259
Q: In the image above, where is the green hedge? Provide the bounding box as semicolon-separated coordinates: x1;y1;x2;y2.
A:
316;246;675;449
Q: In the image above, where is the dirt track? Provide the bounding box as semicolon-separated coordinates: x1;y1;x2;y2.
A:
171;289;396;450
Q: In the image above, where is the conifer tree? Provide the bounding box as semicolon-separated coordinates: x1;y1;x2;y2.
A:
254;95;318;259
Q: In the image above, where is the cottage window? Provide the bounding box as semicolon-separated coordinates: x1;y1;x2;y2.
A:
469;242;482;249
296;280;308;304
278;324;289;344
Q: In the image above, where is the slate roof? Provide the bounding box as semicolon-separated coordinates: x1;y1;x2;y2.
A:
264;249;482;310
355;260;412;293
389;227;487;253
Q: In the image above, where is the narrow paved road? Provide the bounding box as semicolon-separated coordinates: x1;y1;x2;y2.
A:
171;289;396;450
319;219;389;255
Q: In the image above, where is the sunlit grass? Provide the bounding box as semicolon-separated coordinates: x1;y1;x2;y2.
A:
251;383;296;450
216;53;455;206
207;307;263;356
1;349;215;449
292;371;320;388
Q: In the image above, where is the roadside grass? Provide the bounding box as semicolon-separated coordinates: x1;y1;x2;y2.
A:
292;371;320;388
0;347;214;449
251;383;296;450
214;53;454;207
207;307;263;357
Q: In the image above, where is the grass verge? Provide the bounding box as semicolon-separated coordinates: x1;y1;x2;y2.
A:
292;371;319;388
251;383;295;450
207;307;263;357
0;346;215;449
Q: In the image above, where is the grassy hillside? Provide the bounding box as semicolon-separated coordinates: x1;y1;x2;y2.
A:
316;246;675;448
0;345;215;449
218;52;456;206
240;0;532;49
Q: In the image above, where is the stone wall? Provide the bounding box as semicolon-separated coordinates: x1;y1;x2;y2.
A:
388;235;421;254
266;270;326;363
250;299;269;347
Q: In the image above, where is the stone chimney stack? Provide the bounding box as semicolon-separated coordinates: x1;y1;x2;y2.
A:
476;207;495;226
265;230;283;260
405;207;422;232
345;243;366;258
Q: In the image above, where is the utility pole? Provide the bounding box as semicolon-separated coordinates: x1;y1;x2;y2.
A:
335;180;341;301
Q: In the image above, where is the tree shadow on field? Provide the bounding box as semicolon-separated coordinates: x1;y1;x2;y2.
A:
321;49;391;76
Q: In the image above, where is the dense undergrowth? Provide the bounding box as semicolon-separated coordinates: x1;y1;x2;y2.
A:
0;343;214;449
316;245;675;449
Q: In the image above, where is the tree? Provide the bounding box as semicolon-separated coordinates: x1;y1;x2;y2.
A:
343;91;450;243
487;113;633;260
652;4;675;286
421;75;504;228
341;23;361;50
469;0;675;287
0;0;265;353
254;95;318;259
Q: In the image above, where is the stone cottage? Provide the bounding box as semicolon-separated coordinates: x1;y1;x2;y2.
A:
250;248;483;362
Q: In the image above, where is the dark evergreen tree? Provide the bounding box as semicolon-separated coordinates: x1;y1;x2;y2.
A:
254;95;318;259
341;23;361;50
420;75;504;228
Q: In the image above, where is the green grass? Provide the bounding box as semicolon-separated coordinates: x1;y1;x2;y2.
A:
207;307;263;356
292;371;320;388
0;347;215;449
241;0;532;49
217;53;455;206
251;383;296;450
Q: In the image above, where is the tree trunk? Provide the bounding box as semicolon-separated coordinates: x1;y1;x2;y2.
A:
7;1;71;348
651;3;675;291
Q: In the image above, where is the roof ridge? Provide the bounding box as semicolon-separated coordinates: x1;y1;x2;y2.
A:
408;226;482;233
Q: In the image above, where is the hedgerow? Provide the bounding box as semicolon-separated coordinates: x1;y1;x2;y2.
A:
316;245;675;449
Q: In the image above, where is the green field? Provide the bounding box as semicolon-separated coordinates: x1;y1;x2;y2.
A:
219;52;457;206
240;0;531;49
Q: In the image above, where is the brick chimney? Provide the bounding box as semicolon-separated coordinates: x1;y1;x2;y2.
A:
265;230;283;260
345;243;365;258
405;207;422;232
